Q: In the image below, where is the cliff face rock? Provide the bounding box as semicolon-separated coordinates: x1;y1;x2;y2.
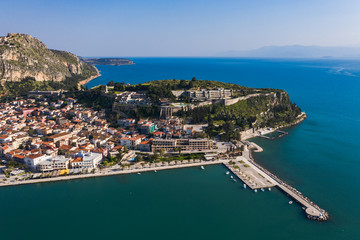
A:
0;33;98;83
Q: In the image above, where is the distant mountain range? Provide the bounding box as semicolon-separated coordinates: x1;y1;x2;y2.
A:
218;45;360;59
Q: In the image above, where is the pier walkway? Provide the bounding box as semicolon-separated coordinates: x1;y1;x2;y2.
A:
225;151;329;221
224;158;277;189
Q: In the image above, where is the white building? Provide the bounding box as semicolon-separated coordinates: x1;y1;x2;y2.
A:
38;156;70;172
75;152;103;169
24;154;50;170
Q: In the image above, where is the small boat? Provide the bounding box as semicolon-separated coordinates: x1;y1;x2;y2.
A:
243;184;247;189
254;189;258;193
261;188;265;192
201;166;205;170
137;173;141;175
226;171;230;175
289;201;293;204
230;175;234;179
154;170;157;173
233;179;237;182
268;187;271;191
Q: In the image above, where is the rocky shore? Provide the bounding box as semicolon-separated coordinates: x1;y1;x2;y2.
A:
78;68;101;88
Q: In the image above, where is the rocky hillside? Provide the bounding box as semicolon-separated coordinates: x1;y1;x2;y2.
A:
0;33;98;84
177;90;302;140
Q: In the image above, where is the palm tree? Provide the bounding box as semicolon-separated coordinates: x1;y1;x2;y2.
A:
160;148;166;157
178;147;182;156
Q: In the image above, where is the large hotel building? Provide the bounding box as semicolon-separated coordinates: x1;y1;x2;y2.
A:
151;138;215;152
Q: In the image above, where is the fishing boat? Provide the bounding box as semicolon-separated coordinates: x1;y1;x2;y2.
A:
201;166;205;170
226;171;230;175
137;172;141;175
230;175;234;179
268;187;271;191
261;188;265;192
289;201;293;204
254;189;258;193
243;184;247;189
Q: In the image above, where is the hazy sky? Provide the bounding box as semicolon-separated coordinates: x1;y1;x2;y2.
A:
1;0;360;56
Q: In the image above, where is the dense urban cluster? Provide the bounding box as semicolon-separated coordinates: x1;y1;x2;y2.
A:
0;92;217;178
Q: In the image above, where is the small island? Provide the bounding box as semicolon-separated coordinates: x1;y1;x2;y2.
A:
80;57;134;66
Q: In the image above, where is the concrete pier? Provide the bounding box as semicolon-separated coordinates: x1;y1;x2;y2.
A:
259;130;288;140
225;152;329;221
224;158;276;189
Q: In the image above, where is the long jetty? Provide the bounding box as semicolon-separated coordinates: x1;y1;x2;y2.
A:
225;149;329;221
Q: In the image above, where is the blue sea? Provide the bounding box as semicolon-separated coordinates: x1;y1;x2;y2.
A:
2;58;360;239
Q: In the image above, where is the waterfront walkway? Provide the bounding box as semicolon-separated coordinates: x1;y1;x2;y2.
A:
0;160;226;188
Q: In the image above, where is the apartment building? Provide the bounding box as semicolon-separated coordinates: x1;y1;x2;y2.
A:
184;89;233;101
151;138;214;152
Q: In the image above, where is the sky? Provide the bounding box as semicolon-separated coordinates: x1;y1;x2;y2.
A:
1;0;360;56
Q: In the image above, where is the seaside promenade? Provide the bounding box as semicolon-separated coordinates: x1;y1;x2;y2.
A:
0;159;226;188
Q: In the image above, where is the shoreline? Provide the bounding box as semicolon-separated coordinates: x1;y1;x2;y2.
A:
0;113;308;188
241;112;307;141
78;67;101;87
0;115;328;220
0;160;225;188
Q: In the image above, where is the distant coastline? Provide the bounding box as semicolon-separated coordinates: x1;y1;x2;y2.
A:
81;57;134;66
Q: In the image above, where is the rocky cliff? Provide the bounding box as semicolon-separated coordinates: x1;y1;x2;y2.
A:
0;33;98;84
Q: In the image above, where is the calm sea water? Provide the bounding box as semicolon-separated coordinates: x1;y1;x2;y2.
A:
2;58;360;239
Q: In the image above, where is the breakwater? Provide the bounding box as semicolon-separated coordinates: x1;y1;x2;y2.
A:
259;130;288;140
245;149;329;221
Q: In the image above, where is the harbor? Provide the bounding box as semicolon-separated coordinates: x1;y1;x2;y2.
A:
223;145;329;221
0;141;329;221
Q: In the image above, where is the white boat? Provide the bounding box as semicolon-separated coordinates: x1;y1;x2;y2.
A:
230;175;234;179
289;201;293;204
254;189;257;193
154;170;157;173
261;188;265;192
268;187;271;191
201;166;205;170
243;184;247;189
226;171;230;175
233;179;237;182
137;173;141;175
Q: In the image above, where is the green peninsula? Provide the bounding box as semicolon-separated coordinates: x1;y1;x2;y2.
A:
79;79;304;141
